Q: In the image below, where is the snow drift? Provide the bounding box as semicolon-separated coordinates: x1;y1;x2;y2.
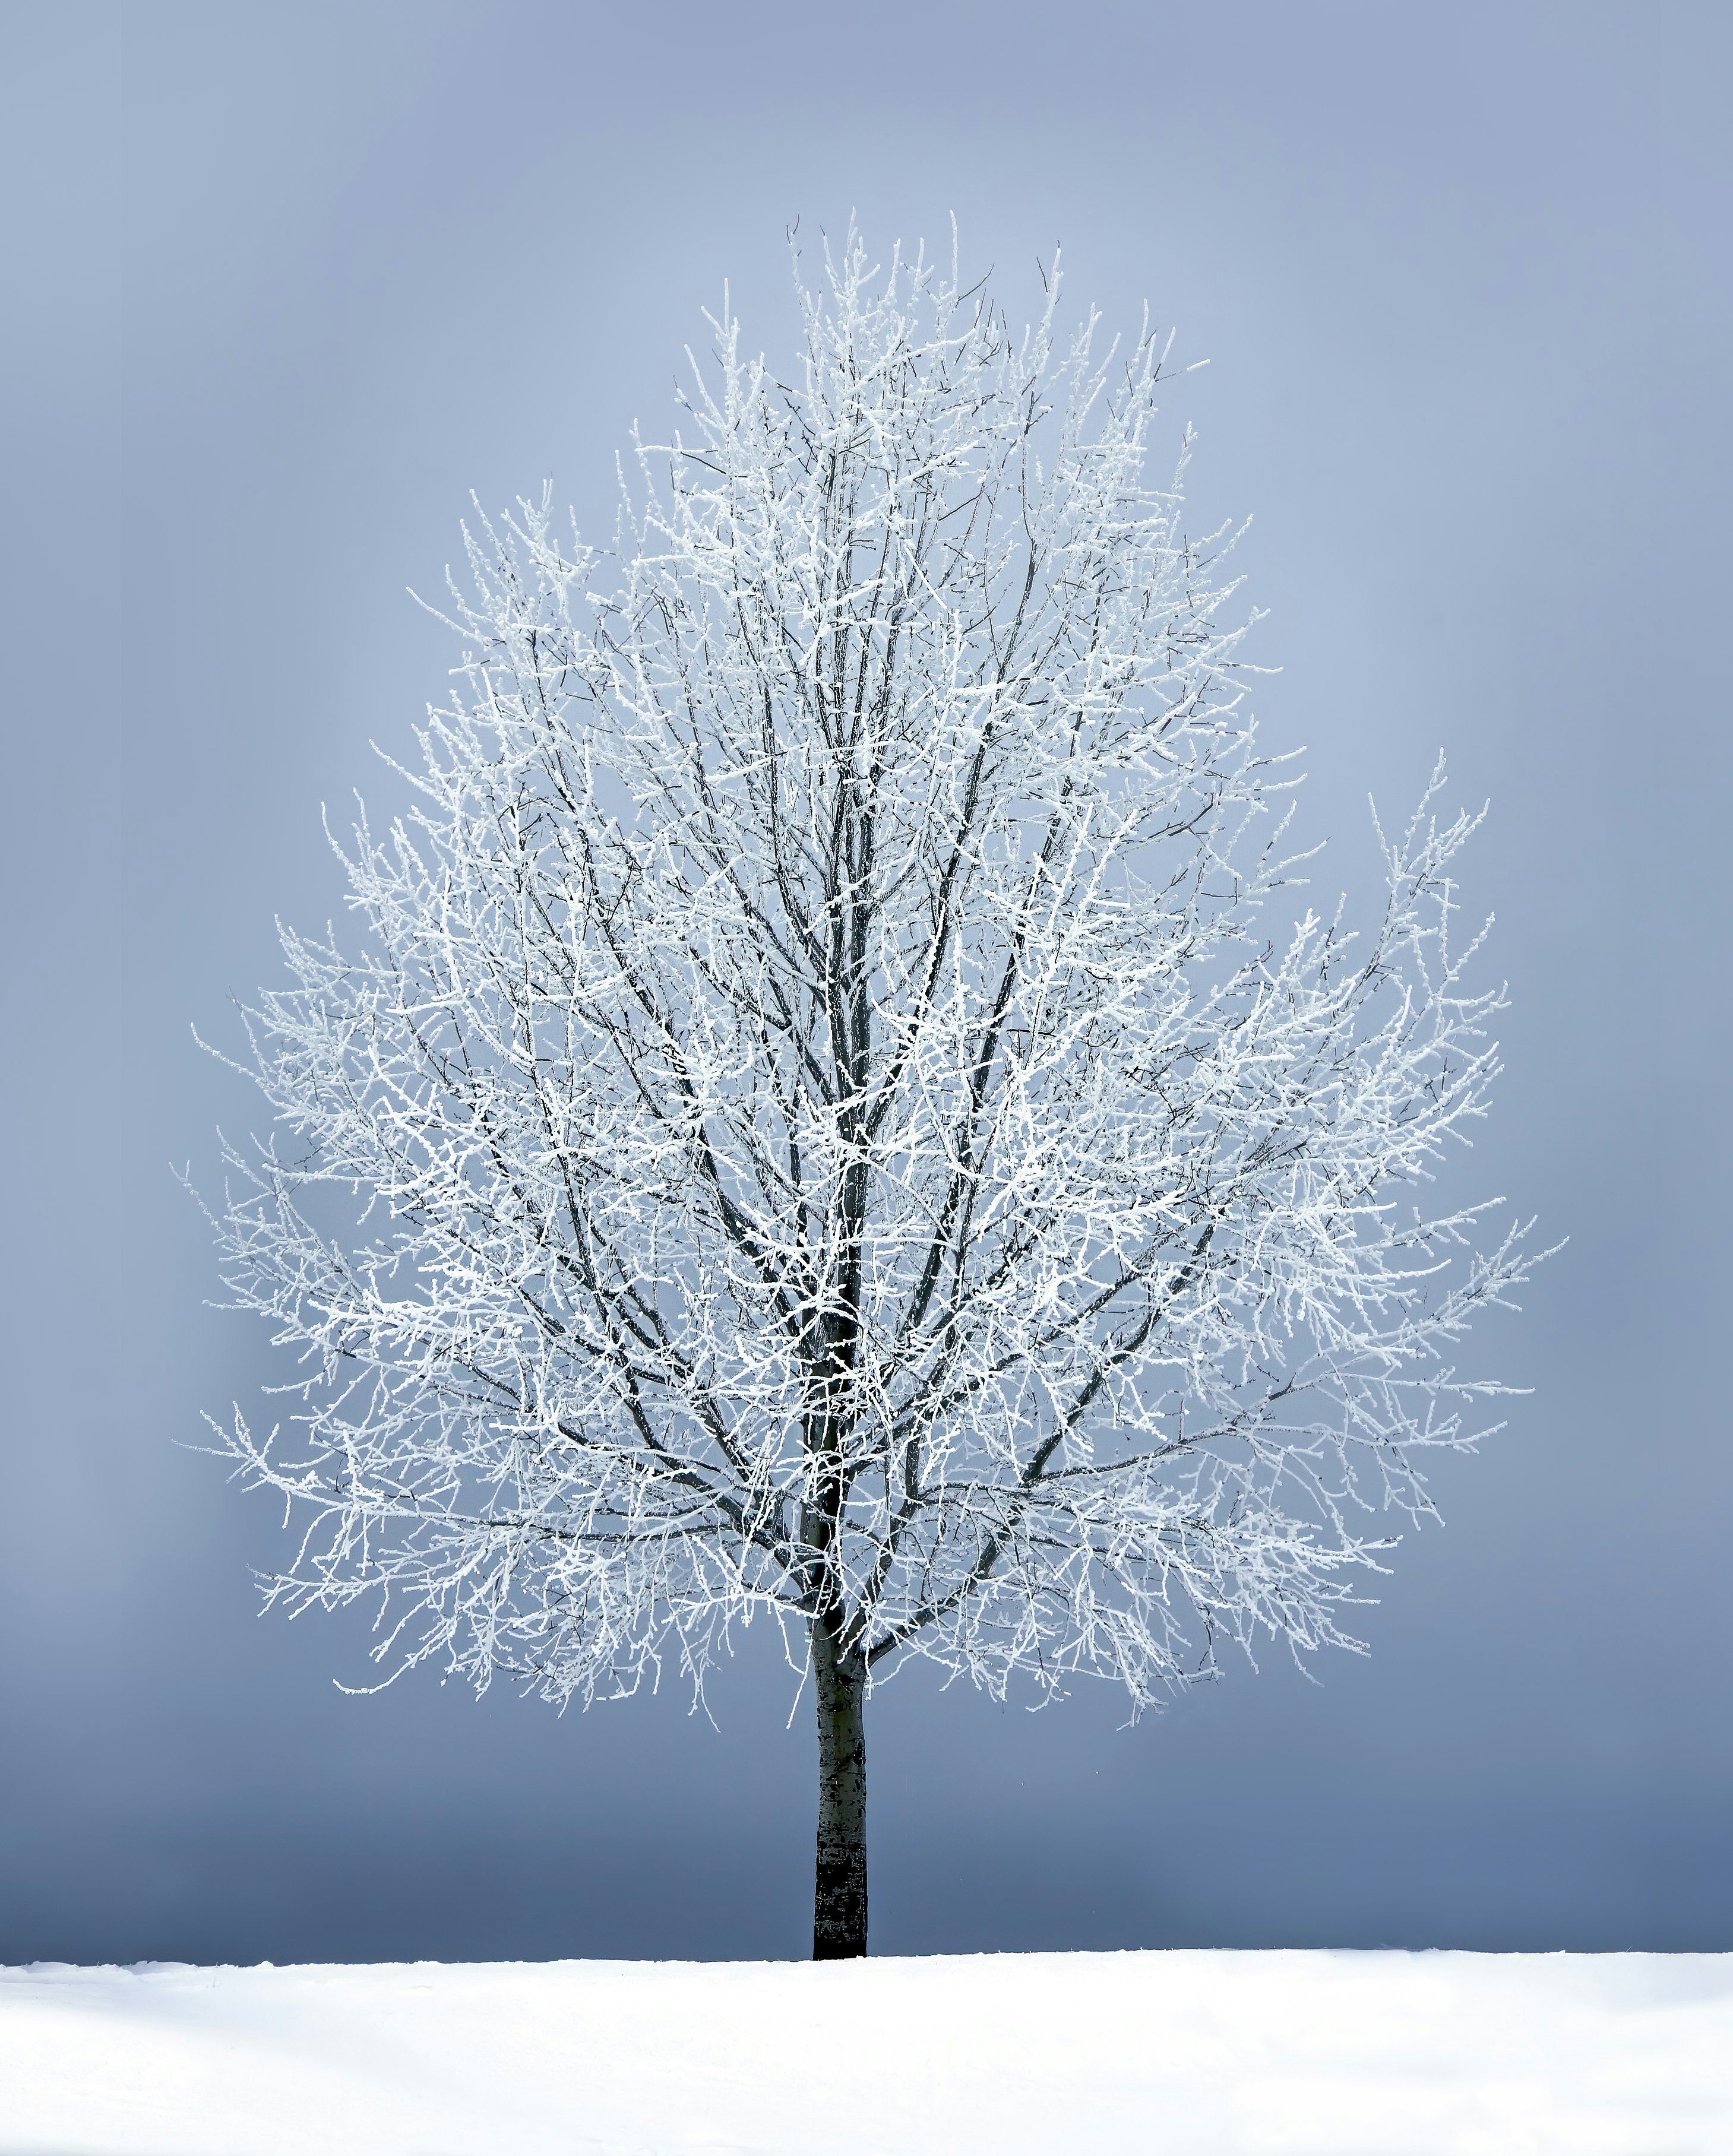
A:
4;1949;1729;2155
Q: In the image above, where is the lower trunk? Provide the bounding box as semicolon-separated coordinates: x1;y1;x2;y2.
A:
811;1614;868;1959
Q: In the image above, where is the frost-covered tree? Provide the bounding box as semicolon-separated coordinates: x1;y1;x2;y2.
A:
200;230;1541;1959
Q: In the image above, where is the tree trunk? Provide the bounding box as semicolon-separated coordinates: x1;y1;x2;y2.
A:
811;1613;868;1959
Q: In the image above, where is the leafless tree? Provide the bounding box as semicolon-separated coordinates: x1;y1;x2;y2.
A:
200;229;1541;1958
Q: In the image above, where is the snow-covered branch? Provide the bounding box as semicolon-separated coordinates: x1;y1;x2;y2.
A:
201;228;1544;1725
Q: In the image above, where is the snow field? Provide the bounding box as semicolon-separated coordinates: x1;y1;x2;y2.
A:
3;1949;1730;2156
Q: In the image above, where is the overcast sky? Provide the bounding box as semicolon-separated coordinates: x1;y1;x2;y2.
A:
2;0;1728;1964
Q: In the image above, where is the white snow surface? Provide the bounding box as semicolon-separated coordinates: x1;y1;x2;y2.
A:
4;1949;1729;2155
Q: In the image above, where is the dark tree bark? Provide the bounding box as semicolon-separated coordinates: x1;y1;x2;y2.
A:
812;1611;868;1959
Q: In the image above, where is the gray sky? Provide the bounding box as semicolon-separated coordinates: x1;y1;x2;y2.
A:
2;0;1728;1963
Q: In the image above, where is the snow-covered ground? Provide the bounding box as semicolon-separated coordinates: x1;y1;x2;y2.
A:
4;1950;1729;2155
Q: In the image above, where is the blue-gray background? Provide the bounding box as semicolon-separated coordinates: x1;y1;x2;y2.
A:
3;0;1727;1964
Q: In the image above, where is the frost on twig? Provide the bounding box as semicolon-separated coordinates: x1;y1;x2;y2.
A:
198;227;1545;1720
